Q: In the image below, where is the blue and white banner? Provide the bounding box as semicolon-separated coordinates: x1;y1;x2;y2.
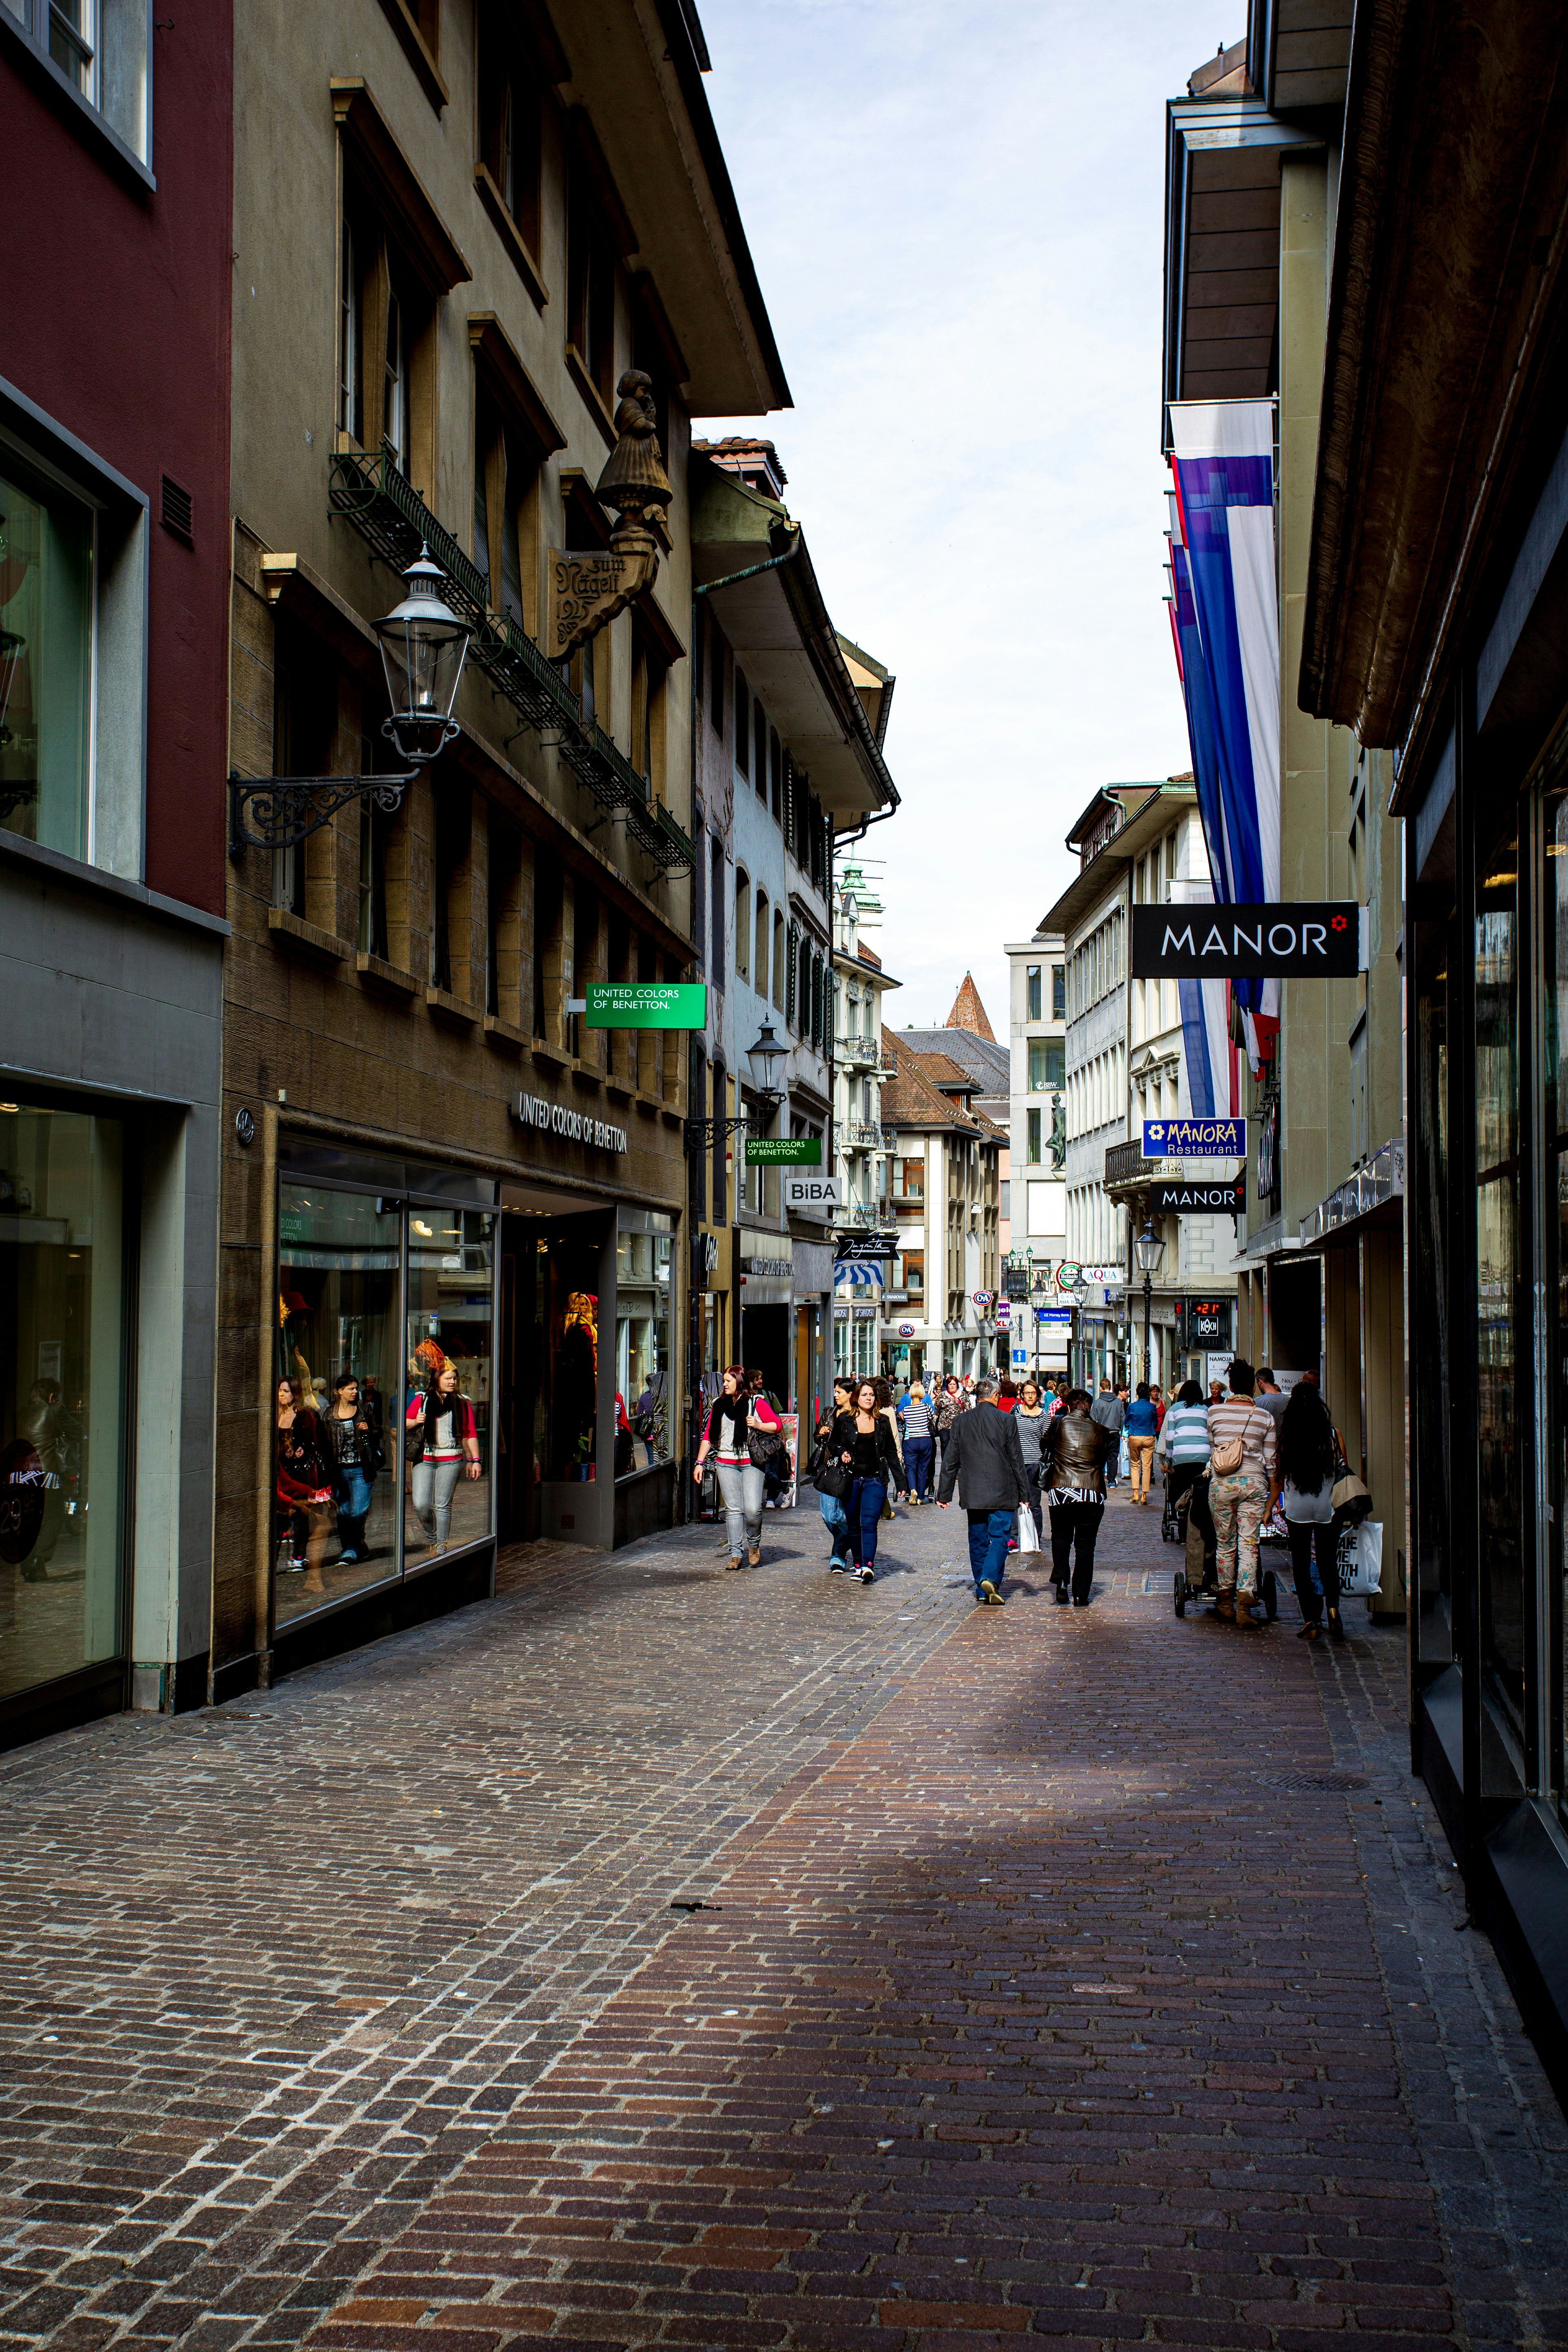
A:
1144;1118;1245;1158
1168;399;1281;1073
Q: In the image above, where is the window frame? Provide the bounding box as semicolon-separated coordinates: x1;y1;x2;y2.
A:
0;0;155;186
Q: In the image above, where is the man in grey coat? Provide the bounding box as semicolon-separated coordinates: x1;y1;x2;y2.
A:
936;1375;1031;1606
1090;1379;1125;1485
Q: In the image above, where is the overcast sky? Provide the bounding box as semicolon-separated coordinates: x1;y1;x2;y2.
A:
694;0;1222;1036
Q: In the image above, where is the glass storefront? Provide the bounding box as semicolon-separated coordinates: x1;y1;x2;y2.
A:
274;1180;496;1628
615;1212;672;1478
0;457;94;860
0;1105;124;1700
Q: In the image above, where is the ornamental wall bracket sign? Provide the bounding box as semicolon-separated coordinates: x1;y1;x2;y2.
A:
546;369;672;661
228;771;412;860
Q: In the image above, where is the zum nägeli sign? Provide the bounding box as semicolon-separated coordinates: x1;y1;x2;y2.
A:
1131;904;1363;979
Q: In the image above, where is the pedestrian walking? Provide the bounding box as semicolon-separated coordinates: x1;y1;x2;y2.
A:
1157;1377;1216;1574
1255;1367;1288;1425
810;1376;857;1568
1013;1378;1049;1541
1124;1381;1160;1505
1090;1378;1125;1486
933;1373;966;1490
275;1376;332;1597
827;1378;905;1583
1039;1385;1111;1604
693;1367;782;1570
901;1379;935;1503
876;1375;905;1510
1277;1382;1344;1641
1150;1383;1167;1433
935;1373;1030;1606
1205;1358;1279;1628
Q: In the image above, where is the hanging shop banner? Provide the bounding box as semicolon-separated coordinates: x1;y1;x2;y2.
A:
1148;1178;1246;1214
834;1233;895;1261
995;1299;1011;1328
746;1136;822;1163
1167;399;1282;1069
782;1172;841;1212
585;981;707;1029
1143;1118;1244;1157
1131;904;1362;979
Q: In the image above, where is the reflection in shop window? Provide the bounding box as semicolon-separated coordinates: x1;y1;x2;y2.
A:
0;460;94;861
275;1187;400;1624
405;1210;494;1563
615;1221;672;1477
0;1104;123;1704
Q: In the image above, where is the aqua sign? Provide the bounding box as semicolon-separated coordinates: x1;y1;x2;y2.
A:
585;982;706;1029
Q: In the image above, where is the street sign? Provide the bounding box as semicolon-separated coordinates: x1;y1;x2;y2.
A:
1148;1177;1246;1214
782;1172;841;1213
1036;1307;1074;1325
1143;1118;1245;1157
1011;1348;1029;1367
584;980;707;1028
746;1136;822;1163
1130;904;1362;979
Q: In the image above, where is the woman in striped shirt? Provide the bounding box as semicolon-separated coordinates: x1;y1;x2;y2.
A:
1157;1378;1216;1578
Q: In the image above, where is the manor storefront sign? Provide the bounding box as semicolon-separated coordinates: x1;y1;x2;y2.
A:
1149;1178;1247;1214
1131;904;1363;979
514;1094;628;1153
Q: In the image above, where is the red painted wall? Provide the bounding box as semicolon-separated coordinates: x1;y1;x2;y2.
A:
0;13;233;917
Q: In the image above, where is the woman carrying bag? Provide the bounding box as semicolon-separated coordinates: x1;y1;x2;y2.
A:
1278;1381;1345;1640
829;1378;905;1584
811;1377;856;1570
1014;1379;1049;1543
693;1367;780;1570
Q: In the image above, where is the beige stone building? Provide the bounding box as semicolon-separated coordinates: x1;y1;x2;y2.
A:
1162;26;1403;1600
217;0;786;1695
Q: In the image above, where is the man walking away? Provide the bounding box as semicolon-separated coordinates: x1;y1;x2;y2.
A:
902;1380;935;1503
1205;1358;1279;1628
937;1374;1031;1606
1090;1378;1125;1487
1124;1381;1160;1505
1255;1368;1288;1425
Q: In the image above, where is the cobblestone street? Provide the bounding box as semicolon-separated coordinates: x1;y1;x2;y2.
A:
4;1489;1567;2351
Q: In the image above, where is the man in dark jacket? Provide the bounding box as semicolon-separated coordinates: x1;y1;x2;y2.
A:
937;1374;1031;1605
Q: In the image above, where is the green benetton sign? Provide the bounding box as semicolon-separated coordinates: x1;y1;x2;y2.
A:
585;982;707;1029
744;1137;822;1165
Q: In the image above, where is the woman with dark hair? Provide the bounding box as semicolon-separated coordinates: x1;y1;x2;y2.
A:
693;1366;781;1570
1278;1381;1343;1639
829;1377;905;1583
1040;1385;1111;1604
1014;1378;1049;1542
406;1362;481;1558
319;1369;377;1566
1158;1377;1216;1574
275;1376;332;1596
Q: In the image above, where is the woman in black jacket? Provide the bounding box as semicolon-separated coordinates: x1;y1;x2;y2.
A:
829;1377;905;1584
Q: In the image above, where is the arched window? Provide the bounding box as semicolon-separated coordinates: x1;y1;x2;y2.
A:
734;869;750;980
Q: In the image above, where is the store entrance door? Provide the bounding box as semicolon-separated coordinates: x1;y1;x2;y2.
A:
498;1207;609;1546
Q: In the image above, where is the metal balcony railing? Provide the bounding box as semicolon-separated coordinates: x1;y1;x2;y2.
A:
1103;1137;1152;1186
328;448;693;869
834;1033;880;1068
844;1120;882;1148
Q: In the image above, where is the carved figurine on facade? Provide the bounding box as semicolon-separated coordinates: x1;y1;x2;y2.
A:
547;370;672;662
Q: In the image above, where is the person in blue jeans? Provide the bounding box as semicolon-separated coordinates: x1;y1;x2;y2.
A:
900;1379;935;1503
935;1373;1031;1605
813;1379;855;1569
829;1378;906;1584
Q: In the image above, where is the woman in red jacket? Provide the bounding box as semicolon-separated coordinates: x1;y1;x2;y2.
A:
407;1362;482;1557
276;1377;332;1596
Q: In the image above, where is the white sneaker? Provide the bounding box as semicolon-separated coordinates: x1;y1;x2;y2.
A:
858;1566;875;1584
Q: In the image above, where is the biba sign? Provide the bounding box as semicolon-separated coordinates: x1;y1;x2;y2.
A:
1131;903;1363;978
514;1094;628;1153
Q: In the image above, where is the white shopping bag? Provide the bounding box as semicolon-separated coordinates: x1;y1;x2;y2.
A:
1015;1505;1040;1554
1339;1519;1383;1596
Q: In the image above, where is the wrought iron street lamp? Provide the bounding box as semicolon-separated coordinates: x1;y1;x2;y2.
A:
746;1020;787;1104
228;547;473;858
1135;1219;1165;1382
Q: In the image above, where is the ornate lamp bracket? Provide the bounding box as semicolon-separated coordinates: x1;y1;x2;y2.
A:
227;771;413;860
683;1114;752;1154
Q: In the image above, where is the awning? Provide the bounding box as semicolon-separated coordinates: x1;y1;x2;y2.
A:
834;1261;885;1297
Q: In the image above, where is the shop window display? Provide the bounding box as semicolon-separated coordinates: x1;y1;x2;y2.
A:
1541;776;1568;1822
0;462;94;861
1474;819;1525;1757
615;1219;671;1477
276;1187;399;1624
0;1105;124;1704
404;1210;494;1564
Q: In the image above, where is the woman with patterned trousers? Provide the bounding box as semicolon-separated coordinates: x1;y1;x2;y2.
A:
1204;1358;1280;1628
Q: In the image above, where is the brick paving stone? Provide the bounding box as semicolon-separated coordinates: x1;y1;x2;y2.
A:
3;1499;1567;2346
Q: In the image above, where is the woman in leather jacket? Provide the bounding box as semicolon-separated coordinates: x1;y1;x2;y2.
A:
1041;1386;1112;1606
828;1378;906;1584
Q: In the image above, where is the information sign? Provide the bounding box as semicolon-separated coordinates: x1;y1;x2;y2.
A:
1130;904;1362;979
745;1135;822;1164
1143;1118;1245;1158
585;981;707;1029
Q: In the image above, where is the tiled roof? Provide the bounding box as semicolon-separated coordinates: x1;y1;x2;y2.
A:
945;972;996;1040
900;1027;1010;1094
879;1031;1004;1142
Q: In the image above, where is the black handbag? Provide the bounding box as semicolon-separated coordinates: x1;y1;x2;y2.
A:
811;1437;852;1499
747;1423;786;1468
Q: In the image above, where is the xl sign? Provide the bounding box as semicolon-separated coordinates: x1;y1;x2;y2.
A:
1131;903;1363;978
782;1173;842;1214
